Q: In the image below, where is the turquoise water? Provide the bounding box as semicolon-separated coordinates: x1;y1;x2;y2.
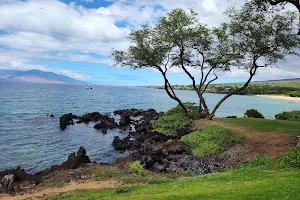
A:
0;82;299;173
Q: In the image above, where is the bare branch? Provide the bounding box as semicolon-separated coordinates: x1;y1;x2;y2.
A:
202;71;218;95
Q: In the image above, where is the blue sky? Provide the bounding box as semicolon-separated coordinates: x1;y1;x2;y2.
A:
0;0;299;86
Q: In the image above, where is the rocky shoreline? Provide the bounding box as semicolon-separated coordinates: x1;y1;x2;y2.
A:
1;108;242;194
58;108;242;173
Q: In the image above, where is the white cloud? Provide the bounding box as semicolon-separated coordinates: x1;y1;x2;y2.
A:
0;0;299;82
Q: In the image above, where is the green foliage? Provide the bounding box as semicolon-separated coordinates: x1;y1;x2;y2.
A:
151;104;193;136
129;161;148;176
49;170;300;200
279;147;300;169
180;125;241;157
275;110;300;122
115;186;133;194
223;118;300;135
151;81;300;96
92;168;122;181
288;91;300;97
112;6;300;121
240;155;273;170
121;176;170;185
245;109;264;119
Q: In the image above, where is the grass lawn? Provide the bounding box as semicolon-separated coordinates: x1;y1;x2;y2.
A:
49;169;300;200
221;118;300;135
45;118;300;200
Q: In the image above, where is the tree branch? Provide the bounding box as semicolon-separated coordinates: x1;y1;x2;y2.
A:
208;63;258;120
202;71;218;95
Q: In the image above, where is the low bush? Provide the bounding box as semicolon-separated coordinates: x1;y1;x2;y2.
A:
278;147;300;169
180;125;242;158
288;91;300;97
275;110;300;122
244;109;264;119
129;161;148;176
239;155;273;170
151;104;191;136
152;103;208;136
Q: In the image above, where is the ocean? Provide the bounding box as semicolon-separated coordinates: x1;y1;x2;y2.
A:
0;82;299;173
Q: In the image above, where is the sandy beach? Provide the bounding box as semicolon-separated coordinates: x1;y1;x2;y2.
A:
256;95;300;103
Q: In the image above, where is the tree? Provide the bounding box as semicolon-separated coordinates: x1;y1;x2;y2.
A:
111;25;189;114
112;4;300;120
251;0;300;35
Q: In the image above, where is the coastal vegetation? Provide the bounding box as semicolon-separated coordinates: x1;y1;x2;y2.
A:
112;2;300;119
2;0;300;199
147;79;300;97
49;168;300;200
221;118;300;135
275;110;300;122
44;112;300;199
244;109;265;119
2;106;300;199
151;103;200;136
180;125;242;158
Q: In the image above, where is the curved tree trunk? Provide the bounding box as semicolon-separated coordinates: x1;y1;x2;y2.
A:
161;72;189;115
208;66;258;120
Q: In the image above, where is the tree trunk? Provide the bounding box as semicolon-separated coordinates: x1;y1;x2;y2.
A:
208;66;257;120
161;72;189;115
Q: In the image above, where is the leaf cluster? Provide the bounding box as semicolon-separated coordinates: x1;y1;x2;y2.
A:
180;125;242;158
275;110;300;122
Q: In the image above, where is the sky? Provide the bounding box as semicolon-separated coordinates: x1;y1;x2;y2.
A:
0;0;299;86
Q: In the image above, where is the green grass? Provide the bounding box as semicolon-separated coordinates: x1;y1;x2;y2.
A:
49;169;300;200
92;168;123;181
222;118;300;135
180;125;242;157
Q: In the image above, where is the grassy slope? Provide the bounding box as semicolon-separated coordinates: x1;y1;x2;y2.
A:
51;170;300;200
222;118;300;135
48;118;300;200
213;79;300;88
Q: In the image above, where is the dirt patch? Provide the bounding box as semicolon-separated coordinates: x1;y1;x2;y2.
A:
193;119;294;162
0;180;122;200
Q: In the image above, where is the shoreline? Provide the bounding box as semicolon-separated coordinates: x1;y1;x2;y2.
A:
256;95;300;103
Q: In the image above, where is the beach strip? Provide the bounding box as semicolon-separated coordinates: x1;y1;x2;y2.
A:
256;95;300;103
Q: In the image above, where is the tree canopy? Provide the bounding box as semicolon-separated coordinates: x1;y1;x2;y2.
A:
112;2;300;119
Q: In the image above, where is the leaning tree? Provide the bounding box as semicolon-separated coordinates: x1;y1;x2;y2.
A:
112;3;300;119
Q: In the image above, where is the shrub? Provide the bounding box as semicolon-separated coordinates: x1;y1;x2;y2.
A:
288;91;300;97
278;147;300;169
239;155;273;170
184;102;207;119
275;110;300;122
151;104;192;136
180;125;242;158
244;109;264;119
152;103;208;136
129;161;148;176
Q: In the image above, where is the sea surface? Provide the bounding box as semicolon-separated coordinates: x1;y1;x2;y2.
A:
0;82;299;173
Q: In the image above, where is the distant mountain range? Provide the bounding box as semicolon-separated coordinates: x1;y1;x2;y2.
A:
0;69;86;84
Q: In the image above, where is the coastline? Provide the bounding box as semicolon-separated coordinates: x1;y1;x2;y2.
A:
256;94;300;103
